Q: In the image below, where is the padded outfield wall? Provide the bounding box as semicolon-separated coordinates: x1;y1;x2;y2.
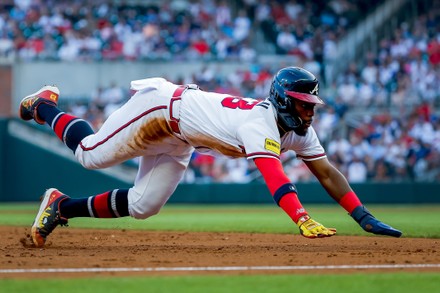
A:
0;119;439;204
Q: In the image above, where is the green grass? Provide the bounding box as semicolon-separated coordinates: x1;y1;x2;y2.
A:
1;203;439;292
0;273;439;293
0;203;439;238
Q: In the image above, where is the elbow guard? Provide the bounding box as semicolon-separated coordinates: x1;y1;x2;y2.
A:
273;183;297;206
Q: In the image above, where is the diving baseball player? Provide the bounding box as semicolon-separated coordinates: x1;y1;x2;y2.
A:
19;67;402;247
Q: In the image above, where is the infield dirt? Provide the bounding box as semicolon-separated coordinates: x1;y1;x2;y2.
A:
1;226;439;278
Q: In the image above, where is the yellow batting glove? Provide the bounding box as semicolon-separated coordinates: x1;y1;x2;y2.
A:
297;215;337;239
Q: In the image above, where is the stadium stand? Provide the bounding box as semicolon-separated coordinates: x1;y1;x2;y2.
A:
1;0;439;183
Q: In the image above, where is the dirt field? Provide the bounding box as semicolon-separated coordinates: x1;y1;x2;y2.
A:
1;226;439;278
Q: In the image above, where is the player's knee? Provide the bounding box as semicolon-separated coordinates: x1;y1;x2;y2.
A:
126;180;175;220
75;154;99;170
79;162;99;170
129;202;162;220
74;147;113;170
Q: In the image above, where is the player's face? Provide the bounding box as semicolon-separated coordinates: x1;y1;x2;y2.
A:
292;99;316;135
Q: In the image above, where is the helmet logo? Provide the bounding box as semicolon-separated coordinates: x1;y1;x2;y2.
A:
310;84;319;95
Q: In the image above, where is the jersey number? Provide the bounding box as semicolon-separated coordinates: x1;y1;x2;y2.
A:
221;97;259;110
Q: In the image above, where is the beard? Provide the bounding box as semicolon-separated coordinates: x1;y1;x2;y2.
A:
277;123;308;137
293;125;308;136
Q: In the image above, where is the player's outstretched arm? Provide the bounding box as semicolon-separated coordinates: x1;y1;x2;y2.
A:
254;157;336;238
304;157;402;237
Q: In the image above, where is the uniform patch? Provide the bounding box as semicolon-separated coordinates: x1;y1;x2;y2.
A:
265;139;280;155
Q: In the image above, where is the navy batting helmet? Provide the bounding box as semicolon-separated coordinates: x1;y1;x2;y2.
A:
269;67;324;132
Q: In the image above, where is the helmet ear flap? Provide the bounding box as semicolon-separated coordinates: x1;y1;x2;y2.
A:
271;84;288;111
285;94;292;112
275;92;285;109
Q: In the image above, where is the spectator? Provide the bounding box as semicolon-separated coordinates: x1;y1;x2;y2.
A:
276;25;297;54
371;159;392;182
347;155;368;183
4;0;440;183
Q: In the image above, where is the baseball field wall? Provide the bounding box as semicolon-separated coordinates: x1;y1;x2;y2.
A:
0;119;5;198
0;119;439;204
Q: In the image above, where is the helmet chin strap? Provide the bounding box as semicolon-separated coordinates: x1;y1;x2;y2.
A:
276;112;305;137
273;97;307;136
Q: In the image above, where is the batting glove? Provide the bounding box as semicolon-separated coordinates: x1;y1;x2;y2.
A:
351;206;402;238
297;215;337;239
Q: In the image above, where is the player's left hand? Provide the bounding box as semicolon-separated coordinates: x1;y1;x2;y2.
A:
297;215;337;239
351;206;402;238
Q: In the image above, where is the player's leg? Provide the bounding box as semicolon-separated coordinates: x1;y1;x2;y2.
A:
72;96;171;169
31;152;192;247
31;187;129;247
127;153;192;219
61;152;191;220
59;152;191;220
20;84;175;169
19;85;96;152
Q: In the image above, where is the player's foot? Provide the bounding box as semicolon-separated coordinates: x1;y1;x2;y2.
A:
19;85;59;125
351;205;402;237
31;188;69;247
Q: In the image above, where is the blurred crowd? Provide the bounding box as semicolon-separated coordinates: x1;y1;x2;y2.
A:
2;0;440;183
0;0;377;66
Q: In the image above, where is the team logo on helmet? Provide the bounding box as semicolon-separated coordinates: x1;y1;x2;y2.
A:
310;83;319;95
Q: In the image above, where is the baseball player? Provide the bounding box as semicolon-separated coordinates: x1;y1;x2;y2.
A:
19;67;402;247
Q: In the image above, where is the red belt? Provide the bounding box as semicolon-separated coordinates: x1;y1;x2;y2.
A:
169;85;189;135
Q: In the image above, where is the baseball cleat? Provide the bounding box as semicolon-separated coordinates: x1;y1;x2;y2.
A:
31;188;69;247
19;85;60;125
351;205;402;238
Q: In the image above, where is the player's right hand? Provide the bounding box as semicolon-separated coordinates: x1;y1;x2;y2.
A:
297;215;337;239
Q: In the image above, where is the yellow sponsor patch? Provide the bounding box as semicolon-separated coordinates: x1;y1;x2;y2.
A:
264;138;280;155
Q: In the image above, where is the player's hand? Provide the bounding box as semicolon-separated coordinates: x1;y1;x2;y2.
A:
297;215;337;239
351;206;402;237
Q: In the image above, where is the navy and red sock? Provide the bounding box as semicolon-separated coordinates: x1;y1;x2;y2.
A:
38;103;94;153
60;189;129;219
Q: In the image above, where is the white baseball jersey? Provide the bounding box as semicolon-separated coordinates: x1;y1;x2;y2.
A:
179;86;326;161
74;77;326;219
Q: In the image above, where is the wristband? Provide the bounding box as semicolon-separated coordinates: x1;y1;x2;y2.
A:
273;183;297;206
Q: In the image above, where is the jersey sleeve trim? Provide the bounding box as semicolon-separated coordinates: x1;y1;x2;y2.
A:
296;153;327;161
246;152;280;160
